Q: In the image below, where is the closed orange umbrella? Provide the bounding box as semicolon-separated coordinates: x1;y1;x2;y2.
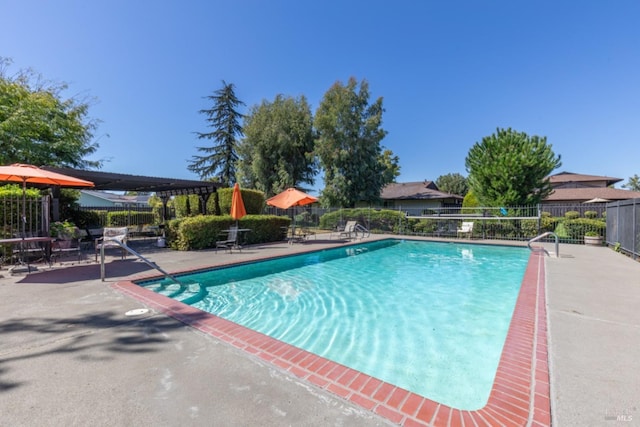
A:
266;188;317;209
230;183;246;221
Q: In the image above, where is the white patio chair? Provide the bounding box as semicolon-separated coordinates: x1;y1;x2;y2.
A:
457;221;474;238
95;227;128;261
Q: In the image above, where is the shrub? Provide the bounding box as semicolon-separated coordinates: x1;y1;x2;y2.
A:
216;187;265;215
483;220;519;239
461;190;481;214
169;214;289;250
540;214;559;233
50;220;80;238
412;219;438;235
564;211;580;219
68;209;101;228
106;211;155;227
584;210;598;219
520;219;539;238
0;184;41;231
319;209;404;233
563;218;606;239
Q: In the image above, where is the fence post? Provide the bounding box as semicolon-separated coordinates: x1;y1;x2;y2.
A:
634;199;637;259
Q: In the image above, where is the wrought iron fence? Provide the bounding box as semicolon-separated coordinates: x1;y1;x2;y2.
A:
606;198;639;259
0;195;49;264
265;203;608;244
0;199;621;266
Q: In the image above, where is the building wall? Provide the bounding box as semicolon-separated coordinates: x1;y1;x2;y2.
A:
78;193;114;207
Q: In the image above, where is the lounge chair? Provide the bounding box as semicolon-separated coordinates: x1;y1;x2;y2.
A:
457;221;474;238
216;226;239;253
95;227;128;261
287;226;315;244
338;221;358;240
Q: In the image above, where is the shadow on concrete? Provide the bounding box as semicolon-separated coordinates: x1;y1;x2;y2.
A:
14;259;156;285
0;307;211;393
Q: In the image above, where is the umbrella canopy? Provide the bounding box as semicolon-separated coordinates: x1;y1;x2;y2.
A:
266;188;318;209
0;163;95;188
230;183;247;220
0;163;94;238
583;197;611;203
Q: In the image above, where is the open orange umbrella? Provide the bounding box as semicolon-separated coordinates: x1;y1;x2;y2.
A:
0;164;95;235
0;163;95;188
0;163;94;270
266;188;317;209
230;183;246;221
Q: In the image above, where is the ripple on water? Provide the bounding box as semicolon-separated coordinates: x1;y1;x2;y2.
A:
154;240;528;409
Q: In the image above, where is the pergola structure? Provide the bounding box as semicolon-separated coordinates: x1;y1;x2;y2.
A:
42;167;223;220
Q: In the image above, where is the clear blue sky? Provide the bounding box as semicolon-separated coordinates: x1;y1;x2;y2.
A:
2;0;639;193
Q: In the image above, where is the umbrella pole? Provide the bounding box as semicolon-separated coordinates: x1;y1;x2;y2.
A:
11;179;31;272
21;179;32;270
22;179;27;237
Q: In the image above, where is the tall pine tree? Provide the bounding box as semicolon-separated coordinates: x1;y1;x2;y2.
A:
189;80;244;186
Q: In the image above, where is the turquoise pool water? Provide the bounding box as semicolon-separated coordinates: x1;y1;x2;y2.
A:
139;239;529;409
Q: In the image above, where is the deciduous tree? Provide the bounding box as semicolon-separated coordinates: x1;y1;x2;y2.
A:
435;173;468;196
379;149;401;186
314;77;389;207
237;94;317;197
189;80;244;186
0;58;101;168
622;174;640;191
465;128;561;206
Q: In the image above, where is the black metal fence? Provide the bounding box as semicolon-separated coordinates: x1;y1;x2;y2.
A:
606;198;639;259
0;199;624;266
76;205;160;227
0;195;49;264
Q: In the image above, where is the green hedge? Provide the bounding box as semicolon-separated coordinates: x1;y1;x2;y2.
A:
216;187;265;216
319;209;405;233
173;188;266;218
105;211;155;227
168;214;290;250
0;184;42;235
563;218;606;239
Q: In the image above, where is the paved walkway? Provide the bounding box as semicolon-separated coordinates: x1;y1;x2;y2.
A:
544;244;640;426
0;236;638;426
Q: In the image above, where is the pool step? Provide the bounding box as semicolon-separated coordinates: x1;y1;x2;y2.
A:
146;282;206;304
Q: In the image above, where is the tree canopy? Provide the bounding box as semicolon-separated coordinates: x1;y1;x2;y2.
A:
188;80;244;186
465;128;561;206
237;94;317;197
0;58;101;168
435;173;468;196
314;77;391;208
379;149;401;185
622;174;640;191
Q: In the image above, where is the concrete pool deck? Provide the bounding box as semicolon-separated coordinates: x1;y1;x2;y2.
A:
0;236;638;426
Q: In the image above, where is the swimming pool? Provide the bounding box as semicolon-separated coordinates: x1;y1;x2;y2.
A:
137;239;529;410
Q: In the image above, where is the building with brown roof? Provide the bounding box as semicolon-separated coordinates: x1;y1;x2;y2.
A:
544;172;640;204
374;181;463;210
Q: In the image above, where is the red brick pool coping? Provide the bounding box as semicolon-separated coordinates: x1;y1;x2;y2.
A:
113;251;550;427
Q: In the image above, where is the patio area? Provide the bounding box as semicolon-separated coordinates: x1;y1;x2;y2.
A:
0;236;638;426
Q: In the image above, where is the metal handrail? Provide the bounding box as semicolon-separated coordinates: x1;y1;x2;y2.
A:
100;239;185;287
528;231;559;257
354;223;370;238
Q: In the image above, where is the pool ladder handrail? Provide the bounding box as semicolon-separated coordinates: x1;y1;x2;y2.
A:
528;231;559;257
354;223;370;239
100;238;185;288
